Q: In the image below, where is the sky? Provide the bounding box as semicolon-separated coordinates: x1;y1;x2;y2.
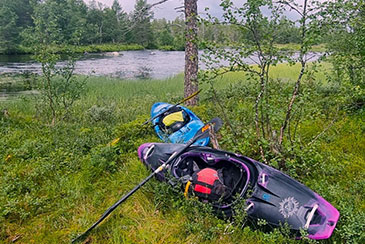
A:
83;0;302;20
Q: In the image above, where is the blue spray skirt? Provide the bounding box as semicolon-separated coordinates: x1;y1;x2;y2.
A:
151;102;209;146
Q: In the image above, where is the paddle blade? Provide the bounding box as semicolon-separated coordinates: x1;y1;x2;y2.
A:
210;117;223;133
193;117;223;142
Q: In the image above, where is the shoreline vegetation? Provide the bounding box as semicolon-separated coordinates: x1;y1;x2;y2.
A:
0;43;326;56
0;63;364;243
1;43;145;55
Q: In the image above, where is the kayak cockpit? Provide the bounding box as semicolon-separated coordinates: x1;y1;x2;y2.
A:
171;152;251;208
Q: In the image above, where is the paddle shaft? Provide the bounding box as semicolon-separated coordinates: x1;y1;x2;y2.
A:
74;171;157;241
142;89;201;125
74;135;202;242
72;118;221;243
73;151;188;243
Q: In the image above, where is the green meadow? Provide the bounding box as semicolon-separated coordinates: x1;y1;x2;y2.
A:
0;63;364;243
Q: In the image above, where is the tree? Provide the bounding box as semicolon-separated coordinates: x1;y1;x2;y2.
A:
159;26;174;46
170;17;185;50
0;6;18;53
34;48;86;125
86;1;105;44
131;0;154;47
184;0;199;106
64;0;88;45
103;7;120;43
0;0;35;54
112;0;122;19
321;0;365;111
22;0;87;125
200;0;322;166
97;0;128;43
275;18;301;44
151;19;174;47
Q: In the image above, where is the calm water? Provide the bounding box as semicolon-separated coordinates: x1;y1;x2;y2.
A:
0;50;189;80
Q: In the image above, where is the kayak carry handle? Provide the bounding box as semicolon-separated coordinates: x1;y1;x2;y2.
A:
304;204;319;229
245;202;254;211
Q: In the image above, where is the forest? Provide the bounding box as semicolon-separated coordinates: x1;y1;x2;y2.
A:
0;0;302;54
0;0;364;243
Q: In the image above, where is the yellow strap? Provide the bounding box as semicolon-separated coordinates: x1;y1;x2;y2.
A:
184;181;192;199
162;111;184;127
110;137;120;146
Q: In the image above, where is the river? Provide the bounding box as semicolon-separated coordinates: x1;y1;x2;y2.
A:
0;50;322;80
0;50;191;80
0;50;322;100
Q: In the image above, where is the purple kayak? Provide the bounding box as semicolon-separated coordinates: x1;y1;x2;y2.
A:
138;143;339;240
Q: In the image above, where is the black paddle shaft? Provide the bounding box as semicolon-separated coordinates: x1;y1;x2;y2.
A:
72;118;222;243
72;172;156;242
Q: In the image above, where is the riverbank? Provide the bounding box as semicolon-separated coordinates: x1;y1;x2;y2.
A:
1;43;145;55
0;64;363;243
1;43;326;55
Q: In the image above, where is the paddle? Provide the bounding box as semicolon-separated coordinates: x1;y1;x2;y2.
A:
141;89;201;126
72;117;222;243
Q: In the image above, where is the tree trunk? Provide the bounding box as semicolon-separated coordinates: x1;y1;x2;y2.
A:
278;0;308;147
184;0;199;106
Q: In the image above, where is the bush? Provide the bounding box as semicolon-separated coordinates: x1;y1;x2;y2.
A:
87;104;116;122
114;116;157;154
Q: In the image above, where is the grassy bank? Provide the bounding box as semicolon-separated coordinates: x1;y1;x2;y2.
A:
275;43;327;52
0;64;364;243
3;43;145;55
2;43;183;55
1;43;325;55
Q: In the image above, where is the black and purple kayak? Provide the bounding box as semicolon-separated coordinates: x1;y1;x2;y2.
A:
138;143;339;240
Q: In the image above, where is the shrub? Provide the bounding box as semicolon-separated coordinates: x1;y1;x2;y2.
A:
87;104;116;122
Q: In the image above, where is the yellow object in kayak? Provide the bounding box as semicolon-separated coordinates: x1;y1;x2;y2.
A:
162;111;184;126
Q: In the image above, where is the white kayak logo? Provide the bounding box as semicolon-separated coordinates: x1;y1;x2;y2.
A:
279;197;299;218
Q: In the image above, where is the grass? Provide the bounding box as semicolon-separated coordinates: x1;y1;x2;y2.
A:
275;43;327;52
0;63;364;243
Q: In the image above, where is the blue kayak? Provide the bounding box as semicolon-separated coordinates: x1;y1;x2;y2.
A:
151;102;209;146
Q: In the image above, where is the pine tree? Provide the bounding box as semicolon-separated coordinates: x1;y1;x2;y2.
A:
0;6;18;53
131;0;154;47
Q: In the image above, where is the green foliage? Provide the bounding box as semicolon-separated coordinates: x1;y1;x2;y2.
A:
0;5;18;53
88;144;121;177
0;67;364;243
336;204;365;243
33;47;87;124
114;117;156;154
321;0;365;113
200;0;326;168
129;0;154;48
275;18;301;44
0;0;33;54
87;103;117;123
0;0;308;54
